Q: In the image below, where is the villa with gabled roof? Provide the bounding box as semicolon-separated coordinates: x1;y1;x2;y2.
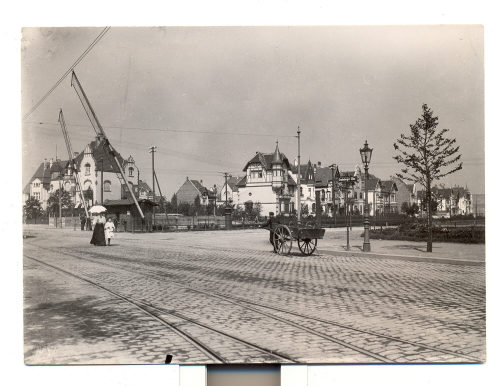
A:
23;135;141;212
236;142;297;216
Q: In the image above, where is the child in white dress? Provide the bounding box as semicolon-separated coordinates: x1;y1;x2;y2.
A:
104;217;116;246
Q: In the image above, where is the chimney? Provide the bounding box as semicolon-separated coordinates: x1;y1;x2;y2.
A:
49;158;53;168
294;158;298;167
44;159;48;169
318;161;322;168
313;163;317;173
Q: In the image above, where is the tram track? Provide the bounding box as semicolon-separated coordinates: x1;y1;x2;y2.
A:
24;241;481;363
24;254;295;364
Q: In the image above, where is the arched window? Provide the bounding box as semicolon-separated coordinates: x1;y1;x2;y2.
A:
103;180;111;192
128;167;134;177
85;163;91;176
64;181;71;191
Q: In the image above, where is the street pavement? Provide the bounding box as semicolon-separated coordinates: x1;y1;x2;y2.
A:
23;225;486;365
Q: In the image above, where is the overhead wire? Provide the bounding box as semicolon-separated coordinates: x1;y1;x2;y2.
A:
23;120;296;137
22;27;111;121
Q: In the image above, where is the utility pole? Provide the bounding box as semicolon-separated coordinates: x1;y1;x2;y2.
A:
213;184;217;217
296;126;301;224
100;158;104;204
224;172;229;207
149;146;157;228
58;173;62;228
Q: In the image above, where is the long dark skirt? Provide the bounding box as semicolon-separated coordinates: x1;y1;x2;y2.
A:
90;223;106;246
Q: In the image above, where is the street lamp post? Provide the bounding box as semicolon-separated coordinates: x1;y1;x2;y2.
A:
360;140;373;252
330;164;337;226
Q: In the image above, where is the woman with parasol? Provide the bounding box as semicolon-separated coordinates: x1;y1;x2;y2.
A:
89;205;107;246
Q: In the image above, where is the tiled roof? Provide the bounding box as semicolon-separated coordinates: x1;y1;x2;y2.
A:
26;159;70;189
138;180;152;193
314;166;339;187
243;151;291;171
73;138;126;173
104;198;158;207
190;179;206;193
380;180;397;192
236;175;247;187
227;176;243;192
290;161;315;184
366;178;380;191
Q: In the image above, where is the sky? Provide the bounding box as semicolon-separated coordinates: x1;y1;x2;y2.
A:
21;26;484;197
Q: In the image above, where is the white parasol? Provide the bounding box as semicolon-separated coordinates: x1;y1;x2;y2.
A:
89;205;107;214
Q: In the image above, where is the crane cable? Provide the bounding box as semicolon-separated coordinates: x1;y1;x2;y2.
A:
23;27;111;121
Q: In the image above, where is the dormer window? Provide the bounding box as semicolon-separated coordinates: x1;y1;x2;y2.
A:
85;163;91;176
128;167;134;177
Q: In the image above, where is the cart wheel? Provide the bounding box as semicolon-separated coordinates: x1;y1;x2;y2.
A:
273;225;293;255
298;238;317;255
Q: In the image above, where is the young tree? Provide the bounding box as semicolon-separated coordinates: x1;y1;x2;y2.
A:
46;188;73;216
401;202;420;217
393;104;462;252
170;193;178;213
24;196;43;220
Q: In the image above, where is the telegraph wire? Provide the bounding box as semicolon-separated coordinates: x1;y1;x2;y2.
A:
23;120;296;138
22;27;111;121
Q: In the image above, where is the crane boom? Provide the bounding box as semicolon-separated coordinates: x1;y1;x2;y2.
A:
58;109;89;218
70;71;144;219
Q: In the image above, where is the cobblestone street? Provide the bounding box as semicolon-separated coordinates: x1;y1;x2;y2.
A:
23;226;486;365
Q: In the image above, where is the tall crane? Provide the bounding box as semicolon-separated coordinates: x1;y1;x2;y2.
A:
58;109;90;219
70;71;144;219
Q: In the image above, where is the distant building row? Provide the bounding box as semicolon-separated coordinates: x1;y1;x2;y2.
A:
23;135;155;212
175;142;483;218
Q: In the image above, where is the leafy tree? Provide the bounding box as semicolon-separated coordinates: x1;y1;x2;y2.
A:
420;195;438;214
393;104;462;252
178;202;191;216
170;193;178;212
24;196;43;220
401;202;420;217
47;188;73;216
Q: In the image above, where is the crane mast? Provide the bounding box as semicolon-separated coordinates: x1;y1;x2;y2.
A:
58;109;89;219
70;71;144;219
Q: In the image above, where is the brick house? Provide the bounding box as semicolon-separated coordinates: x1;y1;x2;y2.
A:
176;177;216;206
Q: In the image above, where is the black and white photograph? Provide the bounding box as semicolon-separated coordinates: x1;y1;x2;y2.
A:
21;25;485;367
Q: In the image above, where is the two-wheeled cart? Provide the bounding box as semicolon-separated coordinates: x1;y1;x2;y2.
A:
264;222;326;255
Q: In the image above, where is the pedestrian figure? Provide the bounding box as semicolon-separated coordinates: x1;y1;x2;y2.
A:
90;213;106;246
262;212;277;244
86;216;92;231
104;217;115;246
79;212;86;231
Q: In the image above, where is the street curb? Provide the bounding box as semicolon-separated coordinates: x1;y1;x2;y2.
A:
318;248;485;266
